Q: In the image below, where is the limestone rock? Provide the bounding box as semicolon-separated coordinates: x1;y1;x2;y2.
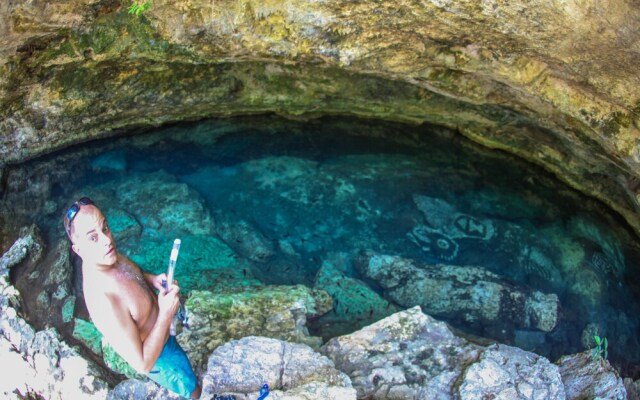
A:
179;285;332;373
356;252;559;334
322;306;565;400
312;257;400;338
624;378;640;400
0;225;43;278
557;350;627;400
107;379;183;400
201;336;356;400
114;171;214;237
2;0;640;240
322;306;478;398
0;231;110;399
215;217;274;263
457;344;565;400
0;322;109;400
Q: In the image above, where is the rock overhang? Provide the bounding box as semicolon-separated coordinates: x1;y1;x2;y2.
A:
1;0;639;236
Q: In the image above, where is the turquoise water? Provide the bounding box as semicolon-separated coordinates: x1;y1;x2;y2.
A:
2;115;640;377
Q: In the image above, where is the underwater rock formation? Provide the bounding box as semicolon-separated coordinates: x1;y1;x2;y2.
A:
1;0;639;237
356;252;559;336
201;336;356;400
312;255;400;339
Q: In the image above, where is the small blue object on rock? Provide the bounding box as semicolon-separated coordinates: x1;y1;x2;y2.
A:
257;383;269;400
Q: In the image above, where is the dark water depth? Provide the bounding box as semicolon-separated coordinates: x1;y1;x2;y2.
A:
2;116;640;377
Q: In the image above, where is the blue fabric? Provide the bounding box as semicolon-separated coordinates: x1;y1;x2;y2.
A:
148;336;197;398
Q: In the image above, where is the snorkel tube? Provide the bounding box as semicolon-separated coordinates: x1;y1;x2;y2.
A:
166;238;181;336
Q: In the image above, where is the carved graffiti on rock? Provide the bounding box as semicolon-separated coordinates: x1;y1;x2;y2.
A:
408;225;459;261
454;215;486;238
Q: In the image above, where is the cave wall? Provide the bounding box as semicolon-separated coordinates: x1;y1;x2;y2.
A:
1;0;639;235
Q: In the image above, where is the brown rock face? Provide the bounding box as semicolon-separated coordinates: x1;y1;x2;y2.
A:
1;0;639;234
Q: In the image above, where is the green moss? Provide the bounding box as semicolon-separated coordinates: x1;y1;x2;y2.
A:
72;318;103;356
102;339;147;380
601;111;632;138
61;297;75;323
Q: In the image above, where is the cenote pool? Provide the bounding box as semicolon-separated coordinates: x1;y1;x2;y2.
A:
2;115;640;378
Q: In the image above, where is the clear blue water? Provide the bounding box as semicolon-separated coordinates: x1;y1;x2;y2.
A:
2;115;640;377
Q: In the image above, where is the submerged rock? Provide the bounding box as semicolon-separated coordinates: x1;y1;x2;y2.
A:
179;285;332;373
322;306;565;399
82;171;214;239
91;150;127;173
356;252;559;336
215;217;275;263
557;350;627;400
312;257;400;338
201;336;356;400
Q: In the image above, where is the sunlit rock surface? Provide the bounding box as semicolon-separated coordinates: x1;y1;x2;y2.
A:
201;336;356;400
1;0;639;236
557;350;627;400
179;285;332;373
322;306;567;399
2;227;637;399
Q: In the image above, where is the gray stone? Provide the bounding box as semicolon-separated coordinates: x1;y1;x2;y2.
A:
0;225;43;277
322;306;480;399
201;336;355;400
623;378;640;400
457;344;565;400
356;252;559;333
215;217;274;263
0;230;110;400
557;350;627;400
91;150;127;172
580;322;601;350
179;285;331;373
312;258;399;338
323;306;567;400
107;379;183;400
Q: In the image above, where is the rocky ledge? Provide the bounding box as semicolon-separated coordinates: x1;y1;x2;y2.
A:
2;228;637;399
1;1;639;237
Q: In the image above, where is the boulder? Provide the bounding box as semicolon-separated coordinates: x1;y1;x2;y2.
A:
215;217;274;263
457;345;565;400
201;336;356;400
557;350;627;400
356;252;559;335
107;379;183;400
322;306;565;399
179;285;332;373
312;258;400;338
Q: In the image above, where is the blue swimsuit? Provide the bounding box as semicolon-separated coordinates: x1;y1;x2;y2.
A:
148;336;197;398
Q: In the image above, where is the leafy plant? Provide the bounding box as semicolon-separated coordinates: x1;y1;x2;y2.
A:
128;1;152;16
592;335;608;362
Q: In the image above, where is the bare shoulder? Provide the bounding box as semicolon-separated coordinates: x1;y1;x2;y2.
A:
119;254;144;274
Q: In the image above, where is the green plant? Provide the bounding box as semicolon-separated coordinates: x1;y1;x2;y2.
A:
592;335;608;362
128;1;151;16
